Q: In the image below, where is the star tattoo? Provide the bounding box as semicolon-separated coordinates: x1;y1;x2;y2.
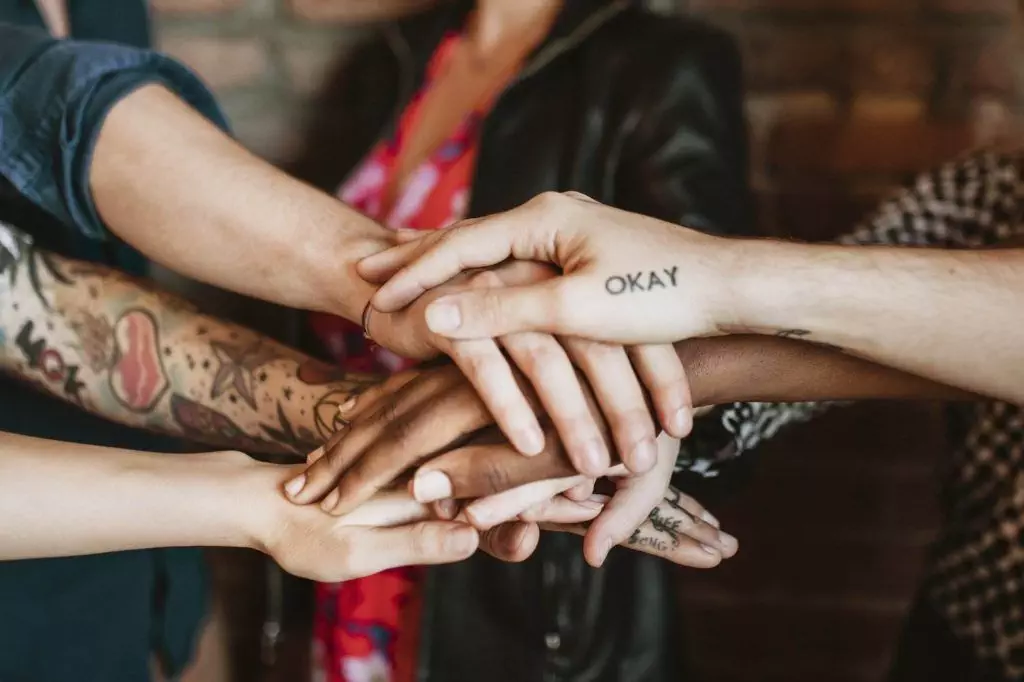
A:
210;340;278;409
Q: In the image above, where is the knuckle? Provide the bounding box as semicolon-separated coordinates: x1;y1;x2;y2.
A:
513;334;563;376
478;458;514;495
410;523;444;557
533;191;564;212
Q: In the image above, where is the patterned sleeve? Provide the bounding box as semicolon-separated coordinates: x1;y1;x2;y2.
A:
676;150;1024;480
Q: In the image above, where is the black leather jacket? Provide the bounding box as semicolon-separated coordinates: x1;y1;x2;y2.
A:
290;2;752;680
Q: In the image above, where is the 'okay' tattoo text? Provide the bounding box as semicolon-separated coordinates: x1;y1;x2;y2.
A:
605;267;679;295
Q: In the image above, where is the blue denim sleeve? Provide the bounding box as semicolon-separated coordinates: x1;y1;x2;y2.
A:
0;23;229;240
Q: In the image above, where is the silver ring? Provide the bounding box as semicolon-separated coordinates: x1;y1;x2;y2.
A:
360;299;374;341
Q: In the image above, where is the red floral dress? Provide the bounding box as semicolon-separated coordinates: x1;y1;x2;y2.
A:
310;33;498;682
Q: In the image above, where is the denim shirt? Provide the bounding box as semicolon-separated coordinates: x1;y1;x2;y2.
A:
0;11;229;682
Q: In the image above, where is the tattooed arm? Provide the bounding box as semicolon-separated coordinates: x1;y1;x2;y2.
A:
0;220;376;456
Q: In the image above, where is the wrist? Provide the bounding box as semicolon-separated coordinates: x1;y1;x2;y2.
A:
219;457;303;554
715;238;820;336
314;230;389;322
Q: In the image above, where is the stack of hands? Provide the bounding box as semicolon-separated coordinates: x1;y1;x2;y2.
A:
278;192;745;580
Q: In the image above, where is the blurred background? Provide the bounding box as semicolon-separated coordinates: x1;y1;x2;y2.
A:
147;1;1023;680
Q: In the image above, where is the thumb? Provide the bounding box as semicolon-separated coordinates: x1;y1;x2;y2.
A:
424;280;578;339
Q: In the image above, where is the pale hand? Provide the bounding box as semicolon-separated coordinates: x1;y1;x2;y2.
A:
359;192;740;345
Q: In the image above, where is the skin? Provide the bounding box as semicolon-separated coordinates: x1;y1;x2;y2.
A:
0;219;725;568
0;430;480;574
362;190;1024;404
301;329;969;566
88;84;686;476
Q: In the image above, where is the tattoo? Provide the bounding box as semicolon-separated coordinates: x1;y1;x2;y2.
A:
0;219;376;457
261;402;320;452
627;488;696;552
170;394;277;452
0;221;71;309
775;328;844;352
313;389;359;439
210;340;277;409
109;310;170;413
15;321;86;404
605;267;679;295
68;310;115;372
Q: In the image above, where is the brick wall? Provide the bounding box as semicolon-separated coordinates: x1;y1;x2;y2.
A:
149;1;1023;680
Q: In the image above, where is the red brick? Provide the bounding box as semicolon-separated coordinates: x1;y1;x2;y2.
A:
158;36;269;90
928;0;1018;17
766;185;887;241
943;34;1022;100
738;29;934;95
283;44;348;96
150;0;241;15
739;29;846;92
689;0;912;12
287;0;432;23
849;33;935;94
768;115;972;175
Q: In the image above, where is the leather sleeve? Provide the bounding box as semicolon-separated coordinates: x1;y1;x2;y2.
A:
614;22;753;237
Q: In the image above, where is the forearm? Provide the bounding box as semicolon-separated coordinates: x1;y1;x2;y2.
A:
0;431;276;560
0;223;375;455
726;241;1024;404
90;85;386;321
678;334;975;408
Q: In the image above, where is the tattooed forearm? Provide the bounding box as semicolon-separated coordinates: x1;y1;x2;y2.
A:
0;220;377;456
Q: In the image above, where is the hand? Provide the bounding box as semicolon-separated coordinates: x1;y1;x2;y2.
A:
358;192;738;345
438;481;738;569
257;465;479;582
361;261;692;472
289;363;631;513
290;362;715;568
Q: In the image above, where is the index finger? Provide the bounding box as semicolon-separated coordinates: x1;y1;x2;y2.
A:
362;196;565;312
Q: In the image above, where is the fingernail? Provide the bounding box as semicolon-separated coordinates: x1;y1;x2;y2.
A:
580;440;608;476
446;527;478;556
518;427;545;456
337;399;357;416
425;300;462;334
587;494;611;505
413;471;453;503
718;532;738;552
630;438;657;473
701;510;720;528
701;543;719;555
673;407;692;436
435;498;458;519
320;489;340;512
597;538;614;565
284;474;306;499
306;447;324;465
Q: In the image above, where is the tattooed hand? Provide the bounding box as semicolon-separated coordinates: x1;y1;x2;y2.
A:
434;481;736;569
358;192;734;345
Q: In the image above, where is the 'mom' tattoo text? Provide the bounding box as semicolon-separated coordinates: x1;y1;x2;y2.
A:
605;267;679;295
